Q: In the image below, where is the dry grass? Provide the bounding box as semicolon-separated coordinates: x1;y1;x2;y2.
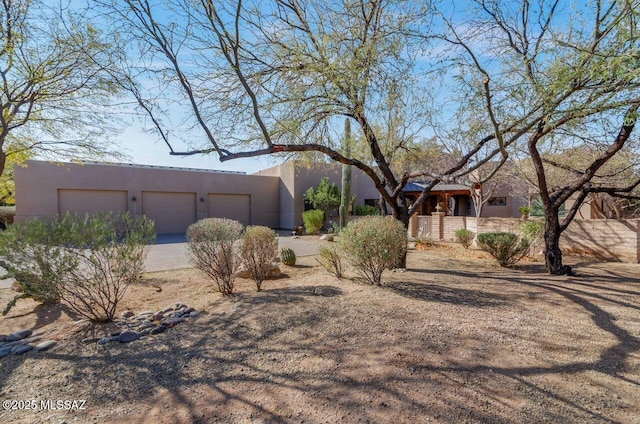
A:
1;244;639;423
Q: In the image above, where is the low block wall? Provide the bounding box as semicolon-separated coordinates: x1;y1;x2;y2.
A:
410;214;640;263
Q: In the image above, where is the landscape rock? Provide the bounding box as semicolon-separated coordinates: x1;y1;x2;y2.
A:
118;331;140;343
120;310;135;319
82;337;101;344
0;347;11;357
34;340;57;352
11;344;33;355
98;337;116;345
162;317;185;327
235;264;281;279
6;329;33;342
150;325;167;335
188;311;200;318
0;334;6;342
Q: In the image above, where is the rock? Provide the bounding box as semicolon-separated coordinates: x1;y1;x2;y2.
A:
171;310;186;318
150;325;167;335
120;310;135;319
118;331;140;343
313;287;324;296
391;268;407;273
184;307;195;314
139;310;155;315
160;306;174;314
235;264;281;279
188;311;200;318
11;344;33;355
20;336;42;345
152;312;164;321
110;331;121;337
139;328;153;336
0;347;11;357
6;329;33;342
162;317;185;327
320;234;327;240
0;334;6;342
98;337;116;345
407;242;416;250
81;337;101;344
175;303;187;310
34;340;57;352
137;322;155;330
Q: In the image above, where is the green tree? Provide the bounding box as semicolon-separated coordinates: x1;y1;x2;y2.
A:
0;0;123;178
304;177;341;216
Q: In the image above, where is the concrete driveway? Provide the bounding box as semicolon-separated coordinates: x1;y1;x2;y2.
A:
0;234;322;288
145;234;320;272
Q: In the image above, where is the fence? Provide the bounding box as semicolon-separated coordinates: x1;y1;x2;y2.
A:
408;213;640;263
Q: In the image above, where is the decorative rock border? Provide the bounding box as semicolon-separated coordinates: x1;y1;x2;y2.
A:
0;303;200;357
85;303;200;346
0;330;57;357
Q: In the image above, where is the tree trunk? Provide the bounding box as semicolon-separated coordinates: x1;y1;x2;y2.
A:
543;209;574;275
0;150;5;179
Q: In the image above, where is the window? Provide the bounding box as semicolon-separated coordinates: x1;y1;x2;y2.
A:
364;198;378;207
488;197;507;206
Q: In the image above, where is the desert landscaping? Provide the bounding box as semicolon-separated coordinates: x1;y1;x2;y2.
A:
1;242;639;424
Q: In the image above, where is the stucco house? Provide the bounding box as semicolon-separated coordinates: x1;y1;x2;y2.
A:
14;160;527;234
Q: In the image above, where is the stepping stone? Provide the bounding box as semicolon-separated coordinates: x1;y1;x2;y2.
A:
6;329;32;342
34;340;57;352
11;344;33;355
118;331;140;343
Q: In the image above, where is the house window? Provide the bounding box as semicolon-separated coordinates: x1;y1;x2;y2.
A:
488;197;507;206
364;198;378;207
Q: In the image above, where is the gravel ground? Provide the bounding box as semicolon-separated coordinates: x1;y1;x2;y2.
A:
0;244;639;423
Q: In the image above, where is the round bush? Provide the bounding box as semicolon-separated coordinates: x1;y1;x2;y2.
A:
186;218;243;295
240;226;278;291
477;232;529;267
302;209;324;234
339;216;407;285
454;228;475;249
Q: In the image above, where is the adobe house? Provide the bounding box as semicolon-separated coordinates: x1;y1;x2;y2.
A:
14;160;380;234
14;160;527;234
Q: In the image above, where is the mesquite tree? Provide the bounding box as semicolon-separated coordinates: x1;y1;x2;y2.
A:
435;0;640;274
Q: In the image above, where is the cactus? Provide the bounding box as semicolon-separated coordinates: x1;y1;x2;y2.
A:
280;246;296;266
340;118;352;229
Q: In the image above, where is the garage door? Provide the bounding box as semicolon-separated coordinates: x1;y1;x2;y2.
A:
208;194;251;226
142;191;196;234
58;189;128;216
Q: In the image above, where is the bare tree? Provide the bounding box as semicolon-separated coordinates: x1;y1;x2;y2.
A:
106;0;514;235
0;0;124;178
435;0;640;274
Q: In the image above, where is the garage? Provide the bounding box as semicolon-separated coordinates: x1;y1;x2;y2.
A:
142;191;196;234
208;194;251;226
58;189;128;216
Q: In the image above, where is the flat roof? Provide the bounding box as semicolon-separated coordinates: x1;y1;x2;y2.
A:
50;160;247;175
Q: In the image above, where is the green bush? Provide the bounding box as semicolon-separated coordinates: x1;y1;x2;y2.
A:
476;232;529;267
518;220;544;256
340;216;407;285
316;246;343;279
186;218;243;295
302;209;324;234
0;212;155;321
280;246;296;266
240;226;278;291
454;228;475;249
354;204;380;216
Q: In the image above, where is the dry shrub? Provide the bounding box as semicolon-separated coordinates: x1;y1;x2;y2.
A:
339;216;406;285
0;212;155;321
477;232;529;267
186;218;243;295
454;229;475;249
316;246;343;279
240;226;278;291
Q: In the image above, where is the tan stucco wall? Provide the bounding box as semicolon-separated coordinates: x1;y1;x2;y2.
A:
15;161;280;232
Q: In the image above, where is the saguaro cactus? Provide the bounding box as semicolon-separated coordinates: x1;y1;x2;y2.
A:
339;118;352;229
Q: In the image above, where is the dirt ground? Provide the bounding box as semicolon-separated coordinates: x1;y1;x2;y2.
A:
0;243;639;424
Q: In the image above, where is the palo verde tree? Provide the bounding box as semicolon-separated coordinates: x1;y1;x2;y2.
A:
435;0;640;275
0;0;123;178
105;0;518;235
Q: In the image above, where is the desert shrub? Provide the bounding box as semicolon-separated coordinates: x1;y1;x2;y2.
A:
476;232;529;267
354;204;380;216
339;216;407;285
316;246;343;279
518;220;544;256
0;212;155;321
186;218;243;295
454;228;475;249
240;226;278;291
518;206;531;216
302;209;324;234
280;246;296;266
